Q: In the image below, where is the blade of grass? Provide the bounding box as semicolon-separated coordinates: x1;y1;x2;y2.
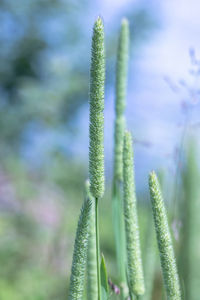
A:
100;254;109;300
181;141;200;300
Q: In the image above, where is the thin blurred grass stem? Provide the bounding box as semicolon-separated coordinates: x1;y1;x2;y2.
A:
95;197;101;300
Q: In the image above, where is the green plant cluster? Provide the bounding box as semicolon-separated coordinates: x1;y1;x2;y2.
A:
68;16;199;300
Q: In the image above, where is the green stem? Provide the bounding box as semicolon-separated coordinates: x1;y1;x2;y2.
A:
95;197;101;300
112;181;126;299
129;292;134;300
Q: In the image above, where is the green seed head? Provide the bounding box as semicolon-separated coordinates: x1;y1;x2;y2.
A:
89;16;105;199
69;198;92;300
114;19;129;182
149;171;181;300
114;116;126;181
116;18;129;116
123;131;145;296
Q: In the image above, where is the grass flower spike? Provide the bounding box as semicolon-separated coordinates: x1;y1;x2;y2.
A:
68;197;92;300
114;18;129;182
123;131;145;297
89;17;105;300
149;171;181;300
89;16;105;199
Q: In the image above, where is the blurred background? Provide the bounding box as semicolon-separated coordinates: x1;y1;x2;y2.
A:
0;0;200;299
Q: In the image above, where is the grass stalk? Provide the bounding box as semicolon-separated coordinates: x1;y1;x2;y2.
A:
141;215;156;300
95;197;101;300
112;181;126;295
86;181;98;300
89;16;105;300
112;18;129;296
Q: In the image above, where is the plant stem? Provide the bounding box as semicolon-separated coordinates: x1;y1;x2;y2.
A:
95;197;101;300
86;181;98;300
112;181;126;298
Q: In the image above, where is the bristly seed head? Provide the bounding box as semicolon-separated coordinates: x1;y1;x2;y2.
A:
149;171;181;300
89;16;105;199
114;19;129;182
68;198;92;300
123;131;145;296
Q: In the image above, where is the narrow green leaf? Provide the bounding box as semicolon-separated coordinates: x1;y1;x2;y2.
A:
180;141;200;300
100;254;109;300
